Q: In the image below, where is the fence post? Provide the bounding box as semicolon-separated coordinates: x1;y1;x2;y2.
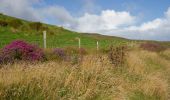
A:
97;41;99;51
43;31;46;48
76;37;81;49
78;38;81;49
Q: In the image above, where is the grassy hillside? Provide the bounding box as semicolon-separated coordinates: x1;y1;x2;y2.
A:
0;13;132;49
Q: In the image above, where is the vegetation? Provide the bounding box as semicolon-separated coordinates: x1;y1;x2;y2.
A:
140;42;167;52
0;20;8;27
109;45;127;66
9;19;23;28
0;13;170;100
0;40;45;64
0;47;169;99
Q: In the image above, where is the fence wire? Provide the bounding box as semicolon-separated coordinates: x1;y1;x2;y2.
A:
0;38;101;49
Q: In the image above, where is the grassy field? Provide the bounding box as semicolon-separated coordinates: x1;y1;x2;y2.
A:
0;48;170;100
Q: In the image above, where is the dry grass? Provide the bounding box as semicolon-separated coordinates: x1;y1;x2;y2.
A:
0;49;169;100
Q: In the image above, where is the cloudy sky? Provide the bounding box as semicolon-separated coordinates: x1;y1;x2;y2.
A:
0;0;170;41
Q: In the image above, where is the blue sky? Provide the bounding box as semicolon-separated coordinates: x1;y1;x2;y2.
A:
0;0;170;41
44;0;169;20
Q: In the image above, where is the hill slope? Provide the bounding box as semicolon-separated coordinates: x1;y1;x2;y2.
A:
0;13;131;48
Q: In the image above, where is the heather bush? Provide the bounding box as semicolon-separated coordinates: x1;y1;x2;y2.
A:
64;47;79;55
64;47;84;64
0;40;45;64
79;48;88;55
53;48;67;60
140;42;166;52
109;45;127;66
65;47;87;55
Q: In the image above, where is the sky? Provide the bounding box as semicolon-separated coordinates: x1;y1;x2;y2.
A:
0;0;170;41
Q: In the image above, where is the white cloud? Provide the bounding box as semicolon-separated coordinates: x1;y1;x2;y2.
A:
0;0;41;21
40;6;76;27
73;7;170;41
0;0;75;26
120;7;170;41
73;10;135;32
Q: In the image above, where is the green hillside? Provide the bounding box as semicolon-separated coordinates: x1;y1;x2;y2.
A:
0;13;132;49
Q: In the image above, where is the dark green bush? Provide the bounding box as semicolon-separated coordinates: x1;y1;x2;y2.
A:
0;20;8;27
9;19;23;28
100;48;110;54
29;22;47;31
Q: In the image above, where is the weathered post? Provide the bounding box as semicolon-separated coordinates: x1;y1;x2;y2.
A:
97;41;99;51
43;31;46;48
78;38;81;49
76;37;81;49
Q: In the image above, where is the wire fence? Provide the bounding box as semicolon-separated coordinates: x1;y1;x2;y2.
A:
0;38;101;50
0;31;135;49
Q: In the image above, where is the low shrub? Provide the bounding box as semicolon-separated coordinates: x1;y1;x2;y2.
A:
79;48;88;55
64;47;87;55
53;48;67;60
108;45;127;66
8;19;23;28
29;22;47;31
0;40;45;64
140;42;166;52
64;47;85;64
64;47;79;55
100;48;110;54
0;20;8;27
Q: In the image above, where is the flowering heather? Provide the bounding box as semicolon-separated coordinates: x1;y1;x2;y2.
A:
53;48;66;60
79;48;87;55
140;42;166;52
0;40;45;64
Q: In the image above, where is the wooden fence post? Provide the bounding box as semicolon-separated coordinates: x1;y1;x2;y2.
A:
78;38;81;49
43;31;46;48
97;41;99;51
76;37;81;49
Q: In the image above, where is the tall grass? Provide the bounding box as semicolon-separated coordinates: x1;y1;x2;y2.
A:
0;49;169;100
